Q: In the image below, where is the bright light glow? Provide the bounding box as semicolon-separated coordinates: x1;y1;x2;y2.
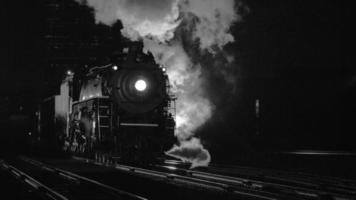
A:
134;80;147;91
112;65;118;70
162;67;166;72
67;70;73;76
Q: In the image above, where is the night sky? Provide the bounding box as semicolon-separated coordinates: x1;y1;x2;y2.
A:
0;1;353;161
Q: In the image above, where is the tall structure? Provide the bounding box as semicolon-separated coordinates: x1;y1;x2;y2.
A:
41;0;122;97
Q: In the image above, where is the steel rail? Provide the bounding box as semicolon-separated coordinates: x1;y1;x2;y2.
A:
0;160;68;200
156;165;356;200
161;159;356;198
208;162;356;188
73;157;313;200
20;156;148;200
75;156;356;200
199;164;356;196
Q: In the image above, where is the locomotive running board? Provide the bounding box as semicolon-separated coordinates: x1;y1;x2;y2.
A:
120;122;159;127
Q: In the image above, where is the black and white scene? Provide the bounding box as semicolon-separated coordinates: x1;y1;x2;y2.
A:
0;0;354;199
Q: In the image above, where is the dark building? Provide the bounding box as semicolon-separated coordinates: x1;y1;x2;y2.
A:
41;0;123;97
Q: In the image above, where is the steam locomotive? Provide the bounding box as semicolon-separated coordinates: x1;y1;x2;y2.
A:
37;43;176;164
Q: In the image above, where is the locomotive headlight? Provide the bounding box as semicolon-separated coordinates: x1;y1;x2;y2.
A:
134;79;147;92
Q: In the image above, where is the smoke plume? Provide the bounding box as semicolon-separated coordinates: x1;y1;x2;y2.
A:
179;0;240;52
77;0;244;168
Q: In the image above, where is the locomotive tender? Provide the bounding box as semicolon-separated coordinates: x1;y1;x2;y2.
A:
38;43;176;163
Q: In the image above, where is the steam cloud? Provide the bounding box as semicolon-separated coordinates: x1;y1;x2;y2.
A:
166;138;210;168
77;0;244;168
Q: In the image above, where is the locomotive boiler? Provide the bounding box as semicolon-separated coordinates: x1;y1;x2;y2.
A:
38;43;176;164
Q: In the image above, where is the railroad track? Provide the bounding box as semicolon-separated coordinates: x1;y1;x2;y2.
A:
68;157;354;200
16;156;356;199
0;159;68;200
205;163;356;191
155;164;356;200
72;157;284;200
161;159;356;199
201;163;356;198
77;156;356;200
0;158;147;200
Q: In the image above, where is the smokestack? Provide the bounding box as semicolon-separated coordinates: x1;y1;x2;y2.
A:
75;0;246;168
